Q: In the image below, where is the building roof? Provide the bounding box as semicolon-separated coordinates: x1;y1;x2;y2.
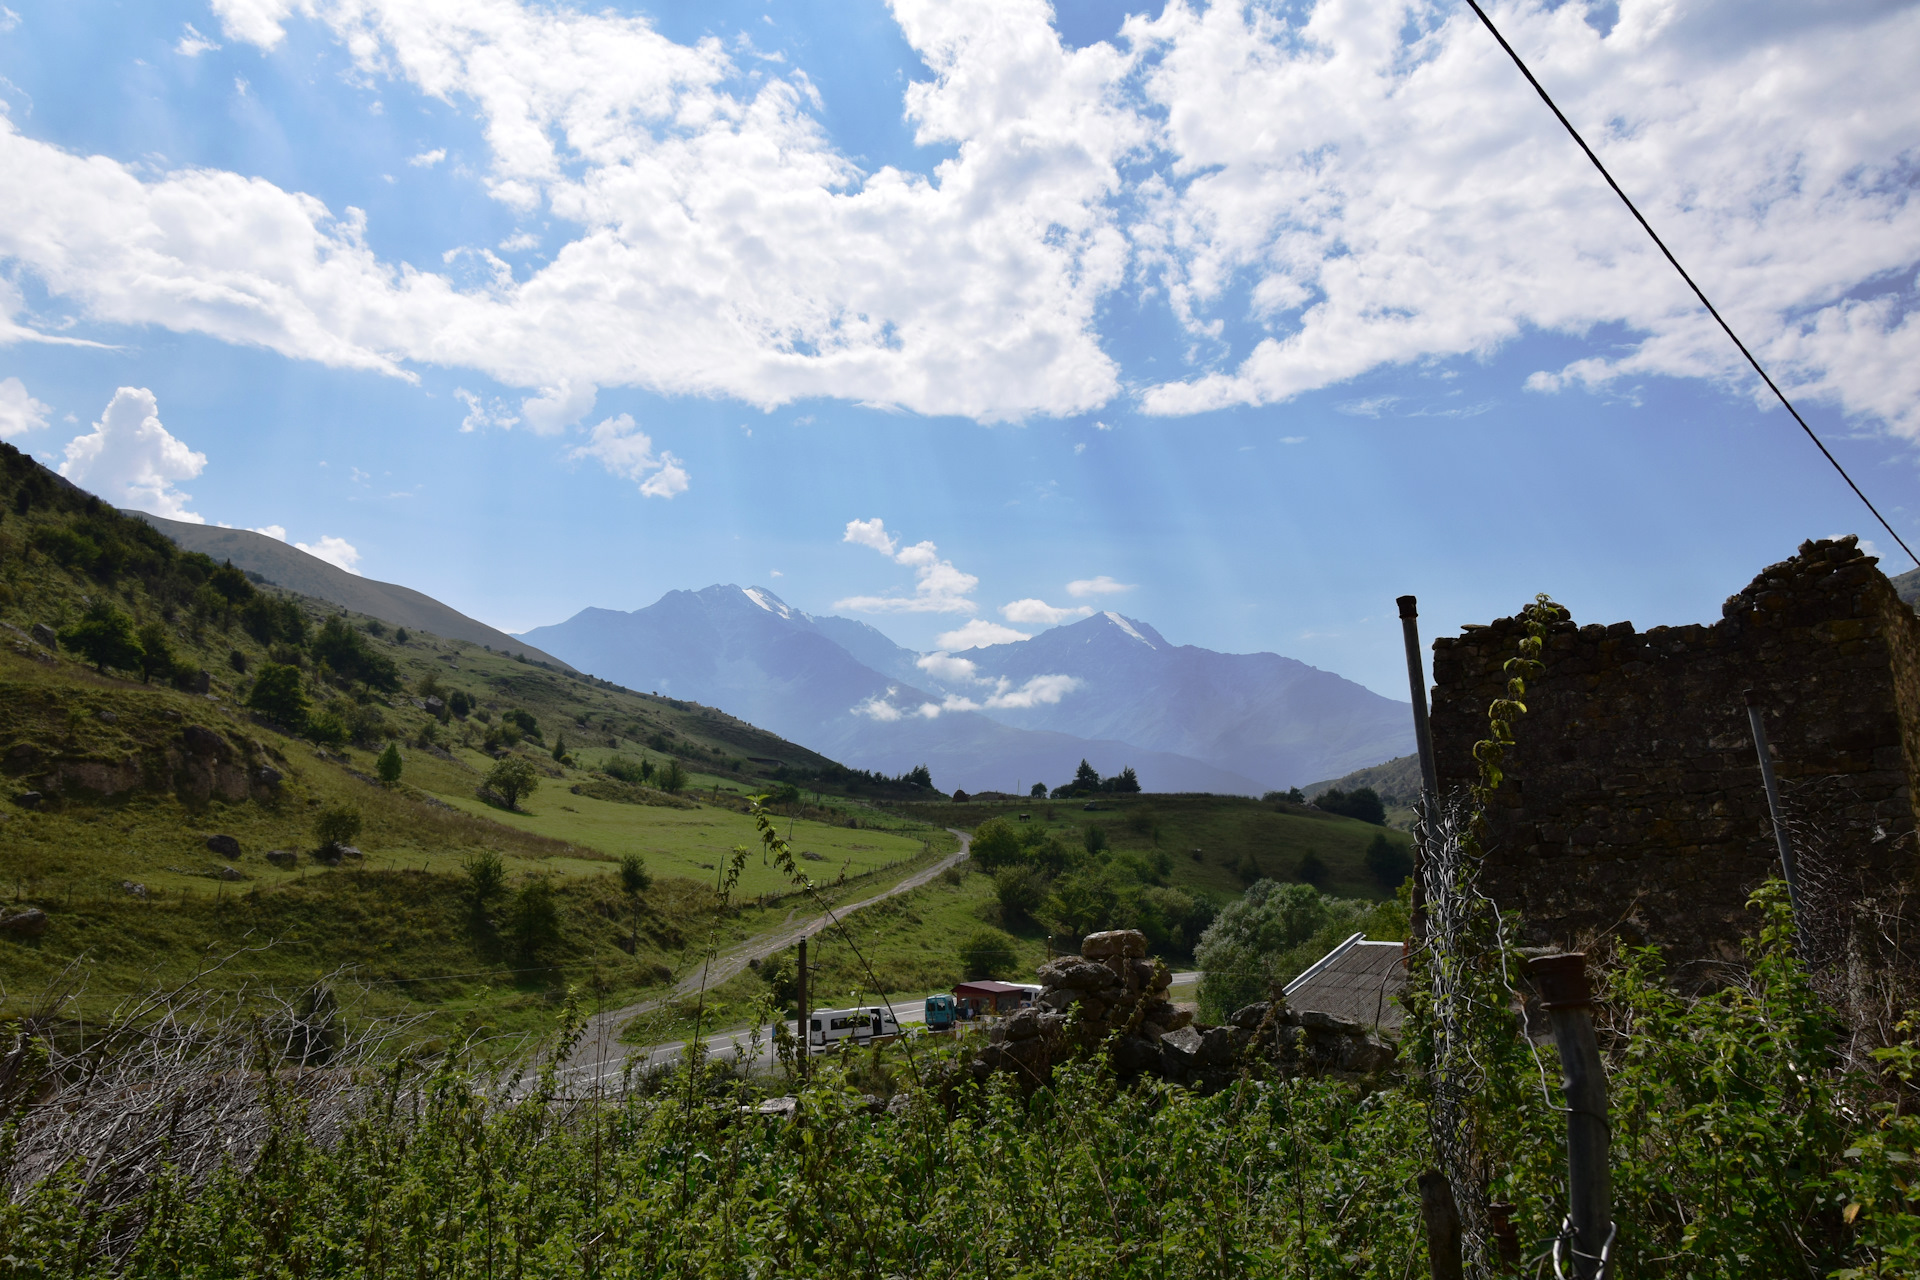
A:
953;980;1031;996
1283;933;1406;1031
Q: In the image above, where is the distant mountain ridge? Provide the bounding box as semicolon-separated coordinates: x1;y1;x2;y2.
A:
521;585;1414;794
129;513;576;672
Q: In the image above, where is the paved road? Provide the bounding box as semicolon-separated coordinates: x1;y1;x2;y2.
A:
568;970;1207;1090
558;831;972;1089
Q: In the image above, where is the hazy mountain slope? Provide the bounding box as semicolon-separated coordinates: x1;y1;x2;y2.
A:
1301;753;1423;802
922;612;1414;786
1893;565;1920;609
129;512;576;671
522;586;1266;794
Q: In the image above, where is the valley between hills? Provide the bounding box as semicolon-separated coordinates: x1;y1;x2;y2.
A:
0;444;1411;1045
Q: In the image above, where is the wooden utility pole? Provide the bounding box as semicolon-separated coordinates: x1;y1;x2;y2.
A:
1396;595;1441;944
1529;953;1612;1280
795;935;809;1084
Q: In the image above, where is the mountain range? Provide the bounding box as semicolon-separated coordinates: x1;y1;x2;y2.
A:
520;585;1413;795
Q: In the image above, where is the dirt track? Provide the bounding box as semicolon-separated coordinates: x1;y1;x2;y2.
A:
558;829;972;1085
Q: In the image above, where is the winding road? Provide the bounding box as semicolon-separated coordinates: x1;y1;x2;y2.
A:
558;829;973;1088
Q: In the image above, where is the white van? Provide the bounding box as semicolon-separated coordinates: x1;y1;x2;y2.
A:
808;1006;903;1048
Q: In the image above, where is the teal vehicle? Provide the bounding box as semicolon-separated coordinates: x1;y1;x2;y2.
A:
924;994;958;1031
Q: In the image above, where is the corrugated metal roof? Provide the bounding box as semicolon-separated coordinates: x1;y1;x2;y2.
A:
1284;936;1406;1031
954;980;1030;995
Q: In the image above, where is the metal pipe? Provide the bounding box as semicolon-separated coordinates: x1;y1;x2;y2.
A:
1743;690;1806;931
1529;953;1612;1280
1397;595;1441;942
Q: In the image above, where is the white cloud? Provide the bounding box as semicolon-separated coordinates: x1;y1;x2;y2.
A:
935;618;1030;650
210;0;295;48
1073;441;1087;454
0;376;50;438
1128;0;1920;438
837;521;978;614
851;693;905;722
455;387;519;432
499;231;539;252
176;24;220;56
569;413;689;498
915;651;980;683
251;523;288;540
520;380;596;435
295;534;362;574
58;387;206;521
2;0;1913;444
1065;574;1133;598
842;517;898;555
1001;597;1093;625
985;673;1080;708
0;9;18;35
408;148;447;168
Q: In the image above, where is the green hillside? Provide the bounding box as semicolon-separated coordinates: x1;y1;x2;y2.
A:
0;444;951;1036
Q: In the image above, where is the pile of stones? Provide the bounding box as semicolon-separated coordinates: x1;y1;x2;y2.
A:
969;928;1395;1092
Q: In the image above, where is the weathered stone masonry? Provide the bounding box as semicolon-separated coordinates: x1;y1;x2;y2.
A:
1428;537;1920;965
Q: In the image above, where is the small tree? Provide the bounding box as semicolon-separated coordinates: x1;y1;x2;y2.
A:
657;758;688;795
1297;849;1328;887
1083;824;1109;856
1111;766;1141;794
313;803;363;852
904;763;933;789
958;928;1018;980
992;864;1046;924
1364;832;1413;889
551;733;570;764
509;877;561;962
1073;759;1101;792
206;560;254;627
376;742;404;786
485;755;539;811
60;602;143;676
246;663;308;727
464;849;506;909
618;853;650;952
134;621;174;683
1029;781;1047;798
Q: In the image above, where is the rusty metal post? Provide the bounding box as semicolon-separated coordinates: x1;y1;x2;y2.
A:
1397;596;1441;942
1743;690;1806;938
1417;1169;1464;1280
1529;953;1612;1279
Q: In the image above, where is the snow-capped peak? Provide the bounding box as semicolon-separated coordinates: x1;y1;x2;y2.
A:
742;587;793;619
1103;611;1155;649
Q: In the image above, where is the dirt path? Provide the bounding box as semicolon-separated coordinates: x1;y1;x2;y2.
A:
559;829;971;1085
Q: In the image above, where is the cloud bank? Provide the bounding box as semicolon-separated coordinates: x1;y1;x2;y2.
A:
0;0;1908;438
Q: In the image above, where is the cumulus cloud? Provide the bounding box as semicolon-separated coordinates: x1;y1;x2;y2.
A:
59;387;206;522
0;376;50;438
915;651;980;683
408;148;446;168
985;673;1080;708
0;0;1912;442
934;619;1030;650
1128;0;1920;438
842;517;898;556
837;519;978;614
1001;597;1093;625
1065;575;1133;598
295;534;361;573
176;24;221;56
851;692;906;722
569;413;689;498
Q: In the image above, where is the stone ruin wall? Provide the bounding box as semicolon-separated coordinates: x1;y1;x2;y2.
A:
1427;536;1920;967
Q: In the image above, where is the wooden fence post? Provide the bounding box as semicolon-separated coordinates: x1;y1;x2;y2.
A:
1417;1170;1464;1280
1529;953;1612;1279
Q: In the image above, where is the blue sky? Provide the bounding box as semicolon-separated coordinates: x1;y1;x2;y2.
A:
2;0;1917;698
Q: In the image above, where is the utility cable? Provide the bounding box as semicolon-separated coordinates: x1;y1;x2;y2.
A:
1459;0;1919;569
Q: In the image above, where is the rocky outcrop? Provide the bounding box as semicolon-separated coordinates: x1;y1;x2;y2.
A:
968;929;1396;1093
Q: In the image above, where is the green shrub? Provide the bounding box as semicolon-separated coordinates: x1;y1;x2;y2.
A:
485;756;539;810
958;928;1018;979
312;804;362;851
375;742;403;785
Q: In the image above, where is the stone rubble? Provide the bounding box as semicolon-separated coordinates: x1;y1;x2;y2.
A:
969;928;1396;1093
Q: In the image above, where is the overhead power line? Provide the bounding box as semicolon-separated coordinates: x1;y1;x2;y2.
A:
1459;0;1919;569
